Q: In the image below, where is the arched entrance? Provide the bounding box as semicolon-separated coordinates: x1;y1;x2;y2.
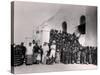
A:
62;21;67;33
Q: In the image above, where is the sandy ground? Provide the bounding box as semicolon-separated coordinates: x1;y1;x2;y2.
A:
14;63;97;74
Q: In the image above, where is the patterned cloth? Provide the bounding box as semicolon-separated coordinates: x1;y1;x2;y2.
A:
25;55;33;65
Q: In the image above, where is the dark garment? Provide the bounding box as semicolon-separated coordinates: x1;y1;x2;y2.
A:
65;53;69;64
21;46;26;55
71;52;74;64
14;45;24;66
33;45;39;53
20;45;26;61
39;48;43;62
86;51;89;64
33;45;42;64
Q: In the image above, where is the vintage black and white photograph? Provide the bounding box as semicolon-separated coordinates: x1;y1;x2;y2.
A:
11;1;97;74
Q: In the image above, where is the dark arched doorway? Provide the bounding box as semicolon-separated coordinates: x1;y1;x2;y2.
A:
77;15;86;34
62;21;67;33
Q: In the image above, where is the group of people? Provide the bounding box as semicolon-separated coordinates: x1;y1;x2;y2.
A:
49;29;97;65
12;29;97;66
11;15;97;66
25;40;59;65
11;40;56;66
